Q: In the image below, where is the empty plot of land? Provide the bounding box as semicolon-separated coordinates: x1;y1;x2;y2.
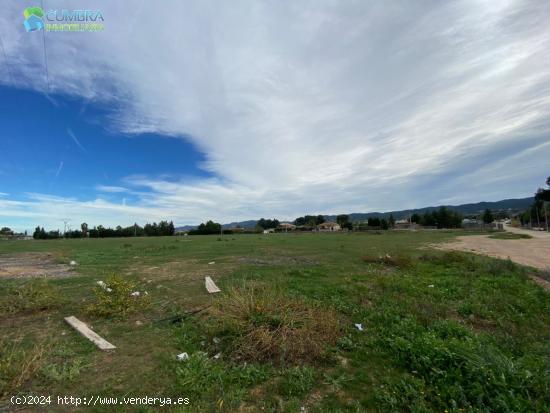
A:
0;252;74;278
436;234;550;270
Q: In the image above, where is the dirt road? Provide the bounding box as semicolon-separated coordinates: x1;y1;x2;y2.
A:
435;226;550;290
436;227;550;270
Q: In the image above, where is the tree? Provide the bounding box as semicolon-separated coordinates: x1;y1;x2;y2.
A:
336;214;353;230
0;227;13;236
410;213;421;223
482;208;493;224
81;222;88;238
388;214;395;228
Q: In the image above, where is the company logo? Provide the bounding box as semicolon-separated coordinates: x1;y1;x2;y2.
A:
23;7;44;32
23;6;104;32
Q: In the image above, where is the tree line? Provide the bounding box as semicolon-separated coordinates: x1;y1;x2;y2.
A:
33;221;175;239
520;176;550;230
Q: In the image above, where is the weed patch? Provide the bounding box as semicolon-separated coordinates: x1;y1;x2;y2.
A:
362;253;412;269
87;274;150;318
210;286;340;364
0;337;49;396
0;279;61;315
488;232;532;240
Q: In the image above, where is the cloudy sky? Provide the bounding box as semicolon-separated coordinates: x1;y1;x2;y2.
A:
1;0;549;232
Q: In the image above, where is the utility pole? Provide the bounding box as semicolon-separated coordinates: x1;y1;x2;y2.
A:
545;202;549;232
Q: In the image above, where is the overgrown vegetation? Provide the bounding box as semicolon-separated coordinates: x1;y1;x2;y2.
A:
87;274;150;318
210;285;341;364
0;279;61;315
489;232;533;239
0;232;548;411
0;337;49;397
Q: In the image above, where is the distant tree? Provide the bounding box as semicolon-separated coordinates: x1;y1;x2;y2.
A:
410;213;421;223
388;214;395;228
336;214;352;230
316;215;325;225
0;227;13;236
81;222;88;237
190;220;222;235
482;208;494;224
380;219;389;230
257;218;280;230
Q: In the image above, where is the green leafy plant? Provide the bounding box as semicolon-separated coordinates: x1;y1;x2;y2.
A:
87;274;150;318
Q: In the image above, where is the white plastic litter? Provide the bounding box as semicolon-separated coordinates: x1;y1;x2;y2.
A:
213;337;220;344
428;284;434;288
97;280;112;292
354;323;364;331
208;261;215;265
130;291;140;297
213;352;221;359
70;260;77;266
176;352;189;361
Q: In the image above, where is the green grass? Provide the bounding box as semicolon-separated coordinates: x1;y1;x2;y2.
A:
488;232;533;240
0;232;548;412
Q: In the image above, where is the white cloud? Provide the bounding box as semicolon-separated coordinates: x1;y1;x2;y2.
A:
0;0;549;231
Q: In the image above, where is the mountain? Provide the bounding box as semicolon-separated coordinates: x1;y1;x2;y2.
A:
175;197;534;230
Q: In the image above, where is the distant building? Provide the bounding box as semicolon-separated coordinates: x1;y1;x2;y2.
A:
317;222;341;231
278;223;296;232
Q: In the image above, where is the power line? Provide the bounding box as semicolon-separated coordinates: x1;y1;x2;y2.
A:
40;0;51;93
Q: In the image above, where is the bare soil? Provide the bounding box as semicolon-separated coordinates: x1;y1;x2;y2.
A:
435;230;550;291
0;252;74;278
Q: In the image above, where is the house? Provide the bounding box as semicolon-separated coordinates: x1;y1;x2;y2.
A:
317;222;341;231
277;223;296;232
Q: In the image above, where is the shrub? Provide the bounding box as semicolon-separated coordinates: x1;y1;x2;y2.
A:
210;285;340;364
87;274;150;318
0;279;61;315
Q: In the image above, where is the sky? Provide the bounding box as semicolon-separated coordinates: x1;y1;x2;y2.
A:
1;0;549;232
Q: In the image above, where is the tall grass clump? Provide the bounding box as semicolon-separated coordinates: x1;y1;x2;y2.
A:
0;279;61;315
0;337;48;396
87;274;150;318
210;285;340;364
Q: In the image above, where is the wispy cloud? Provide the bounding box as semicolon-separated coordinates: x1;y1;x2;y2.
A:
95;185;129;193
67;128;86;152
54;161;64;178
0;1;549;231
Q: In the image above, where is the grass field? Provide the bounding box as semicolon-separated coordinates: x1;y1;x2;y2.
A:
0;232;549;412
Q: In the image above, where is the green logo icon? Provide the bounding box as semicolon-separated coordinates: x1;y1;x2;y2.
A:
23;7;44;32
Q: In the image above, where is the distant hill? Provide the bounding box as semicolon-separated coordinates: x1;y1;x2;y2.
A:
175;197;533;230
333;197;535;222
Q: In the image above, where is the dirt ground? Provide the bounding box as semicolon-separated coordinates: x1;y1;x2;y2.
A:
0;252;74;278
436;226;550;290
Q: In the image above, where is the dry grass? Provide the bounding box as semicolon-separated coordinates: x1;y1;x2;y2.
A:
0;336;49;396
362;253;412;269
210;285;341;365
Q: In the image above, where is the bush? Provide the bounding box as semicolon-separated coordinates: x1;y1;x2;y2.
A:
210;285;340;364
87;274;150;318
0;279;61;315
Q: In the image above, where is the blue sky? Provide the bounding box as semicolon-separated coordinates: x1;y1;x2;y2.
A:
1;1;549;232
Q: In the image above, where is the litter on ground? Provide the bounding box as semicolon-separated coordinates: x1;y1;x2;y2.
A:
208;261;215;265
354;323;364;331
176;352;189;361
64;316;116;350
205;276;221;293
